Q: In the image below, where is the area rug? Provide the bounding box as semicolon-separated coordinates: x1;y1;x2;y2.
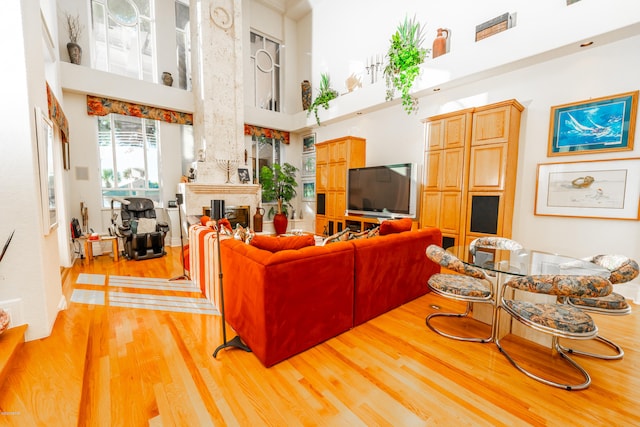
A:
70;275;219;315
108;275;199;292
76;273;106;286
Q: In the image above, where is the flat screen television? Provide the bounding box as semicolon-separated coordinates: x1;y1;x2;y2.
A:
347;163;418;219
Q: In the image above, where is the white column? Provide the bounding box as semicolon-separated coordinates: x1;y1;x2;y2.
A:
192;0;245;184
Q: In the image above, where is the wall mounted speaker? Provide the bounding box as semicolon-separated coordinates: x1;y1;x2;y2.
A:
176;193;183;205
317;193;326;215
469;195;499;234
211;199;225;220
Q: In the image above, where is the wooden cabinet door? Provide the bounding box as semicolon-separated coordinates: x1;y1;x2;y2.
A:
472;106;511;146
335;191;346;218
315;216;328;236
330;140;347;162
326;192;336;217
334;162;347;191
316;163;328;191
444;115;467;149
440;192;462;233
328;163;338;191
424;151;442;191
316;143;329;164
427;120;444;150
420;192;441;228
441;148;464;191
469;144;507;191
348;139;366;168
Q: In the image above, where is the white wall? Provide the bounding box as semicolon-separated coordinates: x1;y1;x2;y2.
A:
310;1;640;267
0;0;63;341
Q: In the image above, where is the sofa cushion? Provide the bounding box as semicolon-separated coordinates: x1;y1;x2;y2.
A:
322;228;350;245
379;218;412;235
250;234;316;252
348;226;380;240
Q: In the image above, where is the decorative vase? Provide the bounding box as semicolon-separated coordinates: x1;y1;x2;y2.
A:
432;28;450;58
162;72;174;86
253;207;265;232
67;42;82;65
301;80;312;110
273;213;288;235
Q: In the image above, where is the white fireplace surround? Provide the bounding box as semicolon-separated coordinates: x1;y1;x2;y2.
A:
178;182;261;223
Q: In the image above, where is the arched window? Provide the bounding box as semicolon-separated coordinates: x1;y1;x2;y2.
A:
91;0;156;81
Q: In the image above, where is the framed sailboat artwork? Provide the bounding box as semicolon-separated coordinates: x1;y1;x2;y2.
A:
547;91;638;156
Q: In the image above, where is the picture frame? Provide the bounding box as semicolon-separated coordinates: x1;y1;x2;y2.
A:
35;107;58;235
547;91;638;156
237;167;250;183
302;179;316;201
301;153;316;177
302;133;316;153
535;157;640;220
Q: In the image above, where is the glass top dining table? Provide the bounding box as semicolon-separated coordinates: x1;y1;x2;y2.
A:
448;245;610;278
447;244;611;344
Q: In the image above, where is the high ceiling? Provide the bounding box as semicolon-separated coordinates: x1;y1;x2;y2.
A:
256;0;312;21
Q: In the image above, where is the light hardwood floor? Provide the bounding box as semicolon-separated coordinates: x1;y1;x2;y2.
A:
0;246;638;426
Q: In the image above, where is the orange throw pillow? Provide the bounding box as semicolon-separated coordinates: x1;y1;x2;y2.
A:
250;234;316;252
379;218;412;235
200;215;211;226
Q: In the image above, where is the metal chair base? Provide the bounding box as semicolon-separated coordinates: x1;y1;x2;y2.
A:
426;302;493;343
495;335;591;391
558;334;624;360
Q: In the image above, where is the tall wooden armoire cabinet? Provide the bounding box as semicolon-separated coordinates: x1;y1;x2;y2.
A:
420;100;524;256
315;136;366;236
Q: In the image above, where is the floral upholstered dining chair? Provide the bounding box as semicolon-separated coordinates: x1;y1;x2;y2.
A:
496;274;612;390
425;244;495;343
559;254;639;360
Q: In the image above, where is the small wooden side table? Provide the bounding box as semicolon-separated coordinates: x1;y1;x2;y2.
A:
82;235;119;262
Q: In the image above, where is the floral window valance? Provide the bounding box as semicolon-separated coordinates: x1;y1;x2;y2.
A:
244;124;290;144
86;95;193;125
46;83;69;142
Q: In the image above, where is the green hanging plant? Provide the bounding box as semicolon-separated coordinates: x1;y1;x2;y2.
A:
307;73;339;126
384;15;429;114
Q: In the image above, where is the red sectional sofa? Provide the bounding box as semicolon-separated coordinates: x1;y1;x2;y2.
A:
220;227;442;367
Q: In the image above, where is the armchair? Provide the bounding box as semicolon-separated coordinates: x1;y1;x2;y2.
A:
118;197;169;260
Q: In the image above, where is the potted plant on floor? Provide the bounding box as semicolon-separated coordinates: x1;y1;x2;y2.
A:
307;73;339;126
384;15;429;114
259;163;298;235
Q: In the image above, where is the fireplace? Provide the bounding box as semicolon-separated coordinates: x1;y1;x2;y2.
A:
203;205;250;228
178;182;261;233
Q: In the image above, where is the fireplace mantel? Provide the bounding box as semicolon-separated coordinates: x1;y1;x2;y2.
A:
178;182;261;218
185;183;260;195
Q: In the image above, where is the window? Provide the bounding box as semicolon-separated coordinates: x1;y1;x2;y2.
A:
175;1;191;90
252;136;281;203
249;31;281;111
98;115;161;207
91;0;156;82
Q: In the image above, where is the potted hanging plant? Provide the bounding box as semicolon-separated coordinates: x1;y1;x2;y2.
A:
307;73;339;126
64;11;84;65
384;15;429;114
259;163;298;235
